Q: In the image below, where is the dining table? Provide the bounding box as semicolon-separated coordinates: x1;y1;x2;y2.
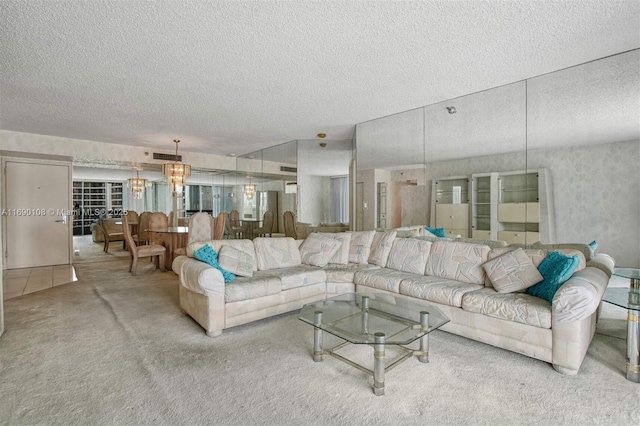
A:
147;226;189;270
241;219;262;240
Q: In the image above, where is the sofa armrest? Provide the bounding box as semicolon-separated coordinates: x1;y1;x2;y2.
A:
586;253;615;278
552;267;609;324
179;258;225;297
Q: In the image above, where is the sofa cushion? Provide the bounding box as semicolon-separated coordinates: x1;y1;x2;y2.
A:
318;232;351;265
224;271;282;303
532;241;594;261
218;245;254;277
462;288;552;329
187;240;258;272
348;230;376;264
425;241;490;285
299;233;342;267
368;230;397;267
399;275;483;308
323;263;381;283
482;248;543;293
387;238;432;274
259;265;326;291
527;251;578;304
253;237;302;271
354;268;417;293
193;244;236;283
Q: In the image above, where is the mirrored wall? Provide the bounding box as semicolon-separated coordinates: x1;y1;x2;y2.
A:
355;49;640;267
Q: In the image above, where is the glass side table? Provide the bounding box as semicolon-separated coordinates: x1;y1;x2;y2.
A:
603;268;640;383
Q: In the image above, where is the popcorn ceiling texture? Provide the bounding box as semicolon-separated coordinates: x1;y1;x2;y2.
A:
0;1;638;156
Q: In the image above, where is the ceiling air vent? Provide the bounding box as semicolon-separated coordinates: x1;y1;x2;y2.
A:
280;166;297;173
153;153;182;161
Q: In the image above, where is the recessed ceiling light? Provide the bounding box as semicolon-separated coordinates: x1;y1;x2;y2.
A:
228;153;236;157
446;106;457;114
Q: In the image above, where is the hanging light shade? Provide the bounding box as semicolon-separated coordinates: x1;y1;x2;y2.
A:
162;139;191;193
127;170;148;199
244;183;256;200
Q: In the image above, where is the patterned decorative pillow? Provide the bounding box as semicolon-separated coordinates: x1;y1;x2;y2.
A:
387;238;432;274
299;233;342;267
193;244;235;283
348;230;376;264
253;237;302;270
368;230;397;267
317;232;351;264
425;240;490;285
482;248;543;293
218;245;254;277
527;251;578;304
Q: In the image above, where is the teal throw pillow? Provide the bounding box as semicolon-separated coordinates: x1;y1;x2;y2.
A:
559;254;580;283
526;251;576;304
425;226;446;238
588;240;598;252
193;244;236;283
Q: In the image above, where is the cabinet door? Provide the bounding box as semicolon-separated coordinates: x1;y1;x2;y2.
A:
450;204;469;230
498;202;540;223
435;204;451;229
472;230;492;240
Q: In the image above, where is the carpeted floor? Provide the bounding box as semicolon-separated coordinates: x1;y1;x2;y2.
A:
1;258;638;425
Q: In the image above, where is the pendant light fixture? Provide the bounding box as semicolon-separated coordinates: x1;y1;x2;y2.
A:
162;139;191;193
127;170;147;199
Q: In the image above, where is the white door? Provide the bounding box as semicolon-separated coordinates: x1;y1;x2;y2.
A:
4;161;71;268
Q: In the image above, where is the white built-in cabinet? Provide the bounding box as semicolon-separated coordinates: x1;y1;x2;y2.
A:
431;176;469;237
433;168;555;244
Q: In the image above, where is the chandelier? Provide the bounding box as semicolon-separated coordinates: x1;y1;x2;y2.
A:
127;170;147;199
244;183;256;200
162;139;191;193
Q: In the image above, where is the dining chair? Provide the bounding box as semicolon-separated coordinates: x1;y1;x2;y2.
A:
99;218;124;253
254;211;274;237
133;211;151;245
229;209;246;239
148;212;168;246
283;211;297;239
174;212;214;256
122;214;166;275
213;212;227;240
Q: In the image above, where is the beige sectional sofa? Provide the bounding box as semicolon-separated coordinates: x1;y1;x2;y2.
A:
172;230;614;375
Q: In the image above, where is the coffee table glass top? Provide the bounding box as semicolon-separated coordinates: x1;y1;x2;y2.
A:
299;293;449;345
612;268;640;280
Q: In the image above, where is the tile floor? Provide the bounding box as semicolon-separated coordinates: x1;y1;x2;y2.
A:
3;264;77;300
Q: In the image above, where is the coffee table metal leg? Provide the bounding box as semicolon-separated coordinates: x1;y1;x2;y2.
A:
314;311;323;362
373;332;385;396
419;311;429;363
628;307;640;383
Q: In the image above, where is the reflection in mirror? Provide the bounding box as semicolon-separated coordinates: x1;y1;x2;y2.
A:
355;107;425;230
424;81;530;244
297;139;354;228
526;49;639;266
354;49;639;267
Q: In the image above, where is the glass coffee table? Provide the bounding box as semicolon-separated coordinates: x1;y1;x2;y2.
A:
299;293;449;396
603;268;640;383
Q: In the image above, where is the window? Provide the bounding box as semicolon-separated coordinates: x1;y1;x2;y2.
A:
331;176;349;223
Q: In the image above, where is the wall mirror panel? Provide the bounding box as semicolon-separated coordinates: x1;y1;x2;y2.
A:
355;108;425;230
354;49;639;267
526;49;640;267
297;138;354;227
424;81;530;244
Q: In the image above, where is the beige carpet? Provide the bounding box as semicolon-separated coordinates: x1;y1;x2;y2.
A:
1;258;638;425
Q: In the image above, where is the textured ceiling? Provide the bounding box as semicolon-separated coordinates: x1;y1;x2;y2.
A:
1;1;639;158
